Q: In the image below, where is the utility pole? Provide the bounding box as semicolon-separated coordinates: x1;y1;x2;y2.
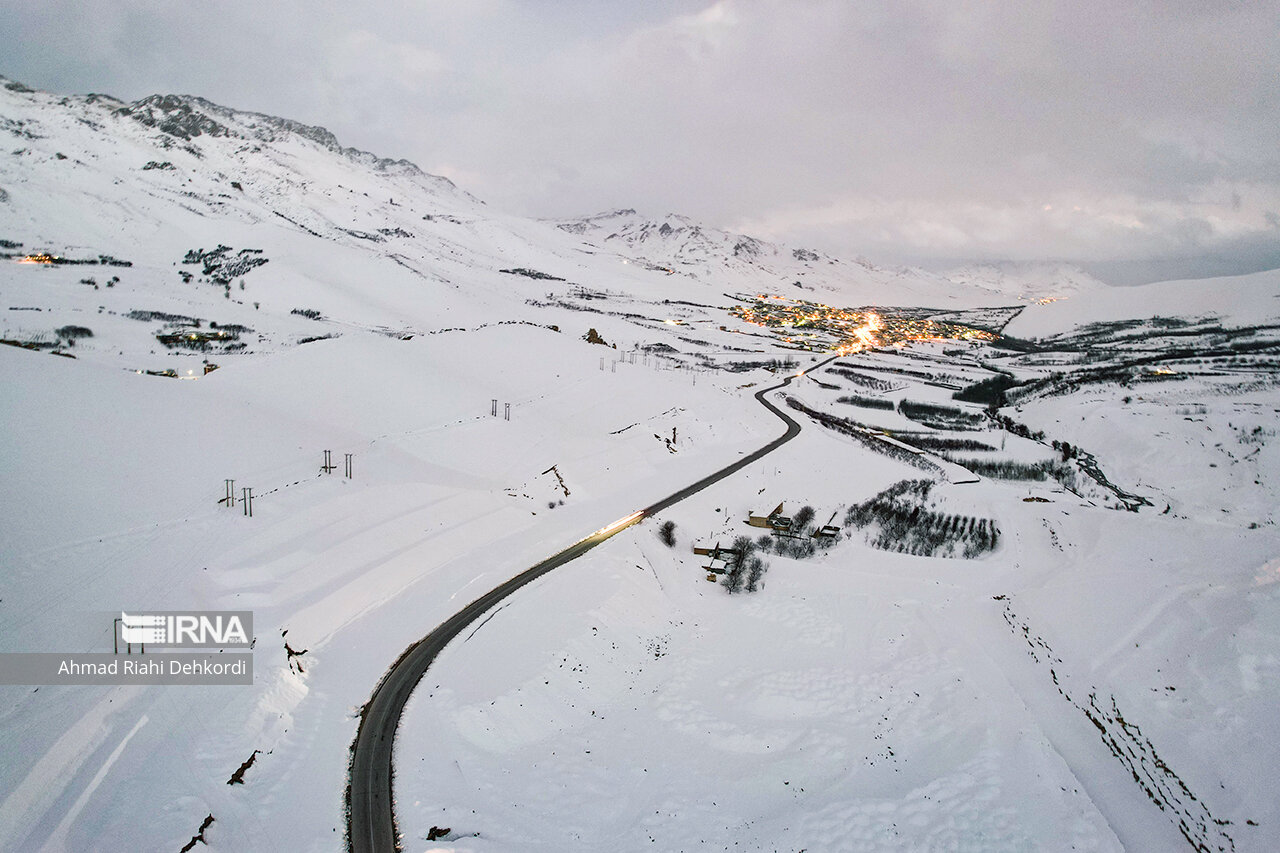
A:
224;479;235;507
491;399;498;417
344;453;353;478
504;402;511;421
242;487;253;517
322;450;335;474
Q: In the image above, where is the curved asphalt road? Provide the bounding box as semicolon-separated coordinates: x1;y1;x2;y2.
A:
347;355;837;852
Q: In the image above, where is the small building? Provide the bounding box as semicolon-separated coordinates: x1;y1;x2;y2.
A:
747;499;783;525
748;502;790;530
692;542;738;573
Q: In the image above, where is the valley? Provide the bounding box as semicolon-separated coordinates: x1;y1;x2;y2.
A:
1;77;1278;853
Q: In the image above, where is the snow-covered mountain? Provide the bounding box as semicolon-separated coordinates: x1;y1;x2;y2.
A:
0;76;473;251
0;75;1016;331
1;73;1083;396
557;208;811;266
942;261;1108;303
4;75;1280;853
556;207;997;306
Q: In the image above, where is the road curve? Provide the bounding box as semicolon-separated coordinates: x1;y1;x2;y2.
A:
347;356;836;852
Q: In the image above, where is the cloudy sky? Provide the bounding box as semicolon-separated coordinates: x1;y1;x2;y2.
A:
4;0;1279;282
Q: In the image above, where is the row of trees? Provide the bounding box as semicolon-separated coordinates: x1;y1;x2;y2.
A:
836;393;894;410
844;479;1001;559
828;367;897;392
944;456;1069;482
898;400;985;429
900;434;996;453
785;398;944;476
834;360;958;385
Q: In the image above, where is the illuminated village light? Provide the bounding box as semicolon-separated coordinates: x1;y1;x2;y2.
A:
726;299;994;353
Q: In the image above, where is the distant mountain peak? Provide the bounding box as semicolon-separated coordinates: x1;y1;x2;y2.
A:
116;92;433;178
117;94;234;142
555;208;838;274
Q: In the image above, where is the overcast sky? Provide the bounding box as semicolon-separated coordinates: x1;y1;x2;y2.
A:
4;0;1279;282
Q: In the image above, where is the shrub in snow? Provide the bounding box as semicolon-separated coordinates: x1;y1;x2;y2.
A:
658;520;677;547
56;325;93;340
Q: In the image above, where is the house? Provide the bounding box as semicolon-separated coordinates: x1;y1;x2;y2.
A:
747;502;791;531
692;542;738;574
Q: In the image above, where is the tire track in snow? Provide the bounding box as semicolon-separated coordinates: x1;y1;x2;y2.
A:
997;596;1240;852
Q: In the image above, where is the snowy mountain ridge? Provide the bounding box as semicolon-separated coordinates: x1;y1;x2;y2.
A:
556;207;1129;310
1;73;1024;324
5;70;1279;374
8;73;1279;332
116;91;446;181
4;75;455;185
558;207;792;264
554;206;1013;306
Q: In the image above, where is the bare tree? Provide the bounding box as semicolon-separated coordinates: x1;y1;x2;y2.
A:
792;505;816;533
658;520;677;547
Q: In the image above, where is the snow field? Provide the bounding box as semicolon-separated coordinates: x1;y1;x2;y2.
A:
0;319;790;850
396;431;1129;851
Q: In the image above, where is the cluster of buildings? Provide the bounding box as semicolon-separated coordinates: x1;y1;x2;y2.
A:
726;295;997;353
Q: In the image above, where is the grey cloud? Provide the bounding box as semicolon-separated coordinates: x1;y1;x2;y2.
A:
2;0;1278;278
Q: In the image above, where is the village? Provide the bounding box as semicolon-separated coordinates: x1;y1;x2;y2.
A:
726;294;999;353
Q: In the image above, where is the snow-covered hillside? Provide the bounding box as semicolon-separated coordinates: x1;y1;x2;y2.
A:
2;75;1279;853
556;208;1006;307
1005;265;1280;340
943;261;1108;304
557;208;816;267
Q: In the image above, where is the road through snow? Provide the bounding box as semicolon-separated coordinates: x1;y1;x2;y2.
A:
346;358;835;852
